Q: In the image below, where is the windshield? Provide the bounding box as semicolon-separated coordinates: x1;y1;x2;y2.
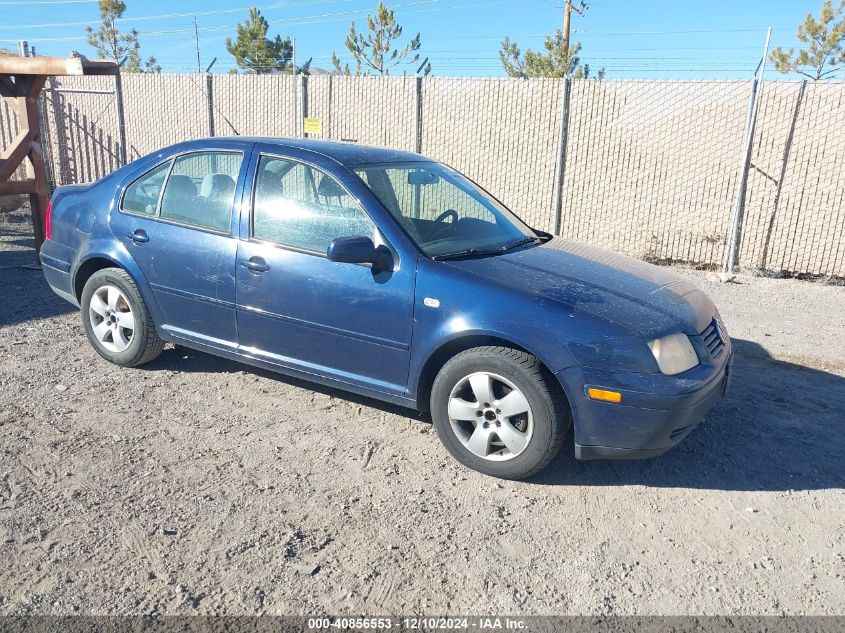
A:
352;162;538;258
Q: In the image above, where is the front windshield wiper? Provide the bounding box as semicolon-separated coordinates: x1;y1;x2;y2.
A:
498;235;542;252
432;235;541;261
431;247;502;261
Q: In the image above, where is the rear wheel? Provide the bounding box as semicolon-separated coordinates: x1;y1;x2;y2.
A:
430;346;569;479
80;268;164;367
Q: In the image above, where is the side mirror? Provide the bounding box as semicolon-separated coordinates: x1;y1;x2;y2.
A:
327;236;392;270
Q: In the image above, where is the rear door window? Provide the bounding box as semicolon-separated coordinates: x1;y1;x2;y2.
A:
159;152;242;232
122;161;170;215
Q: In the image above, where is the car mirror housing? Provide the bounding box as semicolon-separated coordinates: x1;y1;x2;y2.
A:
327;236;392;270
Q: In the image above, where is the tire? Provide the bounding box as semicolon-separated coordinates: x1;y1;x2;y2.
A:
430;346;569;479
80;268;164;367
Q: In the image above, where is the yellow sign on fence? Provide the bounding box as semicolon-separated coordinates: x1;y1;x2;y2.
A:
303;117;322;134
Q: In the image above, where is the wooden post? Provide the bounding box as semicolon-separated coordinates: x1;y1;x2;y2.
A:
0;55;117;253
0;75;48;248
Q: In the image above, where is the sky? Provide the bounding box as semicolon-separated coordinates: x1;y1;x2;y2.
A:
0;0;836;79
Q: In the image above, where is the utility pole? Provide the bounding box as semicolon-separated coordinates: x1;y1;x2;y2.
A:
563;0;572;52
193;16;201;73
562;1;588;60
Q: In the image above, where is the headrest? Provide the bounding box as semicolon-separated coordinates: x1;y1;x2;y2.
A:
165;175;196;198
200;173;235;199
258;166;281;187
317;175;346;198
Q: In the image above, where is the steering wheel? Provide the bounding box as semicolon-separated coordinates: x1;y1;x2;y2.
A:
434;209;458;224
428;209;459;241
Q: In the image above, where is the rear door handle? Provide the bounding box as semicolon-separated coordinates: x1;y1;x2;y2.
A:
241;257;270;274
128;229;149;244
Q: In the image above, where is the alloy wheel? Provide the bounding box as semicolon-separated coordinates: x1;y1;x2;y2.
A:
447;371;534;461
88;284;135;353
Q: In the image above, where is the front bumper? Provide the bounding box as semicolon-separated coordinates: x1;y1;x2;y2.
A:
556;347;732;460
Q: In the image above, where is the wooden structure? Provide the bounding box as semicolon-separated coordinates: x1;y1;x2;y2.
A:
0;55;118;252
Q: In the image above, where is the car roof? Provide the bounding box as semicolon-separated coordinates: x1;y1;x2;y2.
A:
173;137;432;167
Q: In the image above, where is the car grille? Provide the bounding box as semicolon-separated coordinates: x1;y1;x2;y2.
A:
701;317;727;360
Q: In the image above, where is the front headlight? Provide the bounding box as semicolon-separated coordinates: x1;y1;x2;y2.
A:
648;332;699;375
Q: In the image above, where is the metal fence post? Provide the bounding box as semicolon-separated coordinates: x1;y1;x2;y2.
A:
414;75;423;153
205;73;215;137
291;38;297;137
758;80;806;271
39;78;55;191
300;73;308;138
722;27;771;274
721;78;760;273
552;75;572;236
113;72;127;166
327;74;333;139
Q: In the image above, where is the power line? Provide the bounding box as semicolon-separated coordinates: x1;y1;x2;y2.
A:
1;0;447;39
423;29;789;40
0;0;97;4
0;0;355;30
1;0;526;42
572;28;788;36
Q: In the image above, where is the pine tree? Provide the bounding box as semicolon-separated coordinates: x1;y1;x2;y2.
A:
226;8;308;74
331;2;430;76
500;30;603;79
770;0;845;80
85;0;159;73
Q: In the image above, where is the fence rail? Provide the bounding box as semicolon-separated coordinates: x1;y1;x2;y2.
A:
3;74;843;278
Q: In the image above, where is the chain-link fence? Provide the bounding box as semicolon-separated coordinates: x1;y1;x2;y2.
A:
2;73;843;278
40;76;121;186
739;81;845;276
560;80;750;267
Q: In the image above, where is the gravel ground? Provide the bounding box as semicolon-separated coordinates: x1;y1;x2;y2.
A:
1;210;843;616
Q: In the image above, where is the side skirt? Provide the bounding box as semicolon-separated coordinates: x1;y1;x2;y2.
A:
163;332;420;411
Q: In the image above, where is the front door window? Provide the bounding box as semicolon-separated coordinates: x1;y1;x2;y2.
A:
252;155;376;253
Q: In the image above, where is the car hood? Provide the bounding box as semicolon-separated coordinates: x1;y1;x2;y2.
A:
442;237;715;337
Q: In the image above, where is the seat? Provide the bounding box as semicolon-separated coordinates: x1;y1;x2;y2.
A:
317;174;347;198
256;166;284;201
201;173;236;203
161;175;197;212
200;174;236;230
162;174;232;232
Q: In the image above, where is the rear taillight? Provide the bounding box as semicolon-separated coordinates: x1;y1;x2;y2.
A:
45;200;52;241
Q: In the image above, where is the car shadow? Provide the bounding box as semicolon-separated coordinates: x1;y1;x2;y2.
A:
532;338;845;491
0;239;75;328
144;346;431;422
150;338;845;492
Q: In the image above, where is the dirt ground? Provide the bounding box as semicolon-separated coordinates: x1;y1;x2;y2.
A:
1;210;843;617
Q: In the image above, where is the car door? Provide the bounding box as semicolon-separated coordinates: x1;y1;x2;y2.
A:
111;147;249;350
234;149;416;396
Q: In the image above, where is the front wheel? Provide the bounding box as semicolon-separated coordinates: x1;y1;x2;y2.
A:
80;268;164;367
430;346;570;479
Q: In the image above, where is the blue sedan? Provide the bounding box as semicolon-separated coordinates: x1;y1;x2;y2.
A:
39;138;732;479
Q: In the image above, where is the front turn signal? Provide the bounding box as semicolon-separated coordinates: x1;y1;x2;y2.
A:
588;388;622;403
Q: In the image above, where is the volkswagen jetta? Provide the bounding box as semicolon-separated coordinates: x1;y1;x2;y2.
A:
40;138;732;479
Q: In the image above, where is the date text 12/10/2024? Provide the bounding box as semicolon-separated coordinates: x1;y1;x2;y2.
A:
307;617;528;630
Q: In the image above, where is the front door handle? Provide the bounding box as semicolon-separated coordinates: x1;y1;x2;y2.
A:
128;229;149;244
241;257;270;274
